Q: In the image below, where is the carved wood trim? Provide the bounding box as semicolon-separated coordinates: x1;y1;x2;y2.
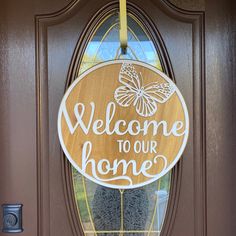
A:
148;1;206;236
35;1;87;236
35;16;50;236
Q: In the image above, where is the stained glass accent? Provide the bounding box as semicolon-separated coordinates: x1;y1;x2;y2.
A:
72;13;171;236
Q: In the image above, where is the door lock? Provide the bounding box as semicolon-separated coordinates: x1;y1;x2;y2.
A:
2;204;23;233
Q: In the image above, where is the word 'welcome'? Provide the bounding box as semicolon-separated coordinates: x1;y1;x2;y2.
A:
62;102;187;137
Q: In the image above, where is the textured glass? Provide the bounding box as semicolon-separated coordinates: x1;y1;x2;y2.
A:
72;13;171;236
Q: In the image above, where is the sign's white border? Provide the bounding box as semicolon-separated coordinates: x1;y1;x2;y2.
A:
57;60;189;189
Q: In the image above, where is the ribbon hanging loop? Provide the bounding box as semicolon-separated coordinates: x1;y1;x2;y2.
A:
119;0;128;54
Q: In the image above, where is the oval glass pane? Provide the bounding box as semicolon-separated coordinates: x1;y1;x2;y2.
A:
72;13;171;235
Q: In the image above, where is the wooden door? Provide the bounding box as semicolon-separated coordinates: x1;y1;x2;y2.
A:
0;0;235;236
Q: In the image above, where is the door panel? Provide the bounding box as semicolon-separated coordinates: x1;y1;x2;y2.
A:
36;1;203;236
0;0;235;236
205;1;236;235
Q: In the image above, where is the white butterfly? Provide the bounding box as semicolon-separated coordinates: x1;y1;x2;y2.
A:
114;63;175;117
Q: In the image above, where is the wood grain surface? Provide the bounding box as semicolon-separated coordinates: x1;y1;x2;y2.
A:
59;61;188;187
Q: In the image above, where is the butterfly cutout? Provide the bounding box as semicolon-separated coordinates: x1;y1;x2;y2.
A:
114;63;175;117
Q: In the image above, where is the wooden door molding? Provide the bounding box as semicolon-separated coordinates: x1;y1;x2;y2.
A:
35;1;91;235
134;2;206;235
149;2;206;236
35;0;206;236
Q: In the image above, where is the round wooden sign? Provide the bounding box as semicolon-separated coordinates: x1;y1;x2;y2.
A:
58;60;189;189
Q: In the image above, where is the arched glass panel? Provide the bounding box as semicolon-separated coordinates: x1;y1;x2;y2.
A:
79;14;162;74
72;12;171;236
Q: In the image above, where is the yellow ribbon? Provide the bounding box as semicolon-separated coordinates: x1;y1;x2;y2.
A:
119;0;128;54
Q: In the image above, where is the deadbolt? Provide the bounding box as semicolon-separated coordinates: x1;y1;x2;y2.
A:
2;204;23;233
